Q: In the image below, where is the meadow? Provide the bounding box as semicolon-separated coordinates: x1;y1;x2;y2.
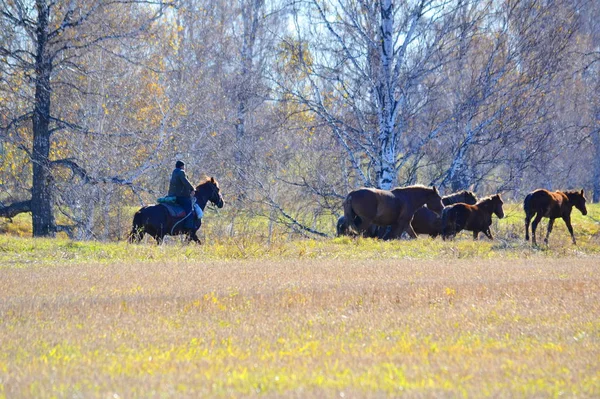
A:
0;204;599;397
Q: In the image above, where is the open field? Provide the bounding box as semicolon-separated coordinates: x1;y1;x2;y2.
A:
1;204;599;397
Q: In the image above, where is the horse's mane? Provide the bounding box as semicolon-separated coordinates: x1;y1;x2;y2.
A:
476;194;502;205
564;189;584;196
444;190;477;200
396;184;436;191
195;175;218;191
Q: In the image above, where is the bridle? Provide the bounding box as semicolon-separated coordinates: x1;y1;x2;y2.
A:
196;182;221;208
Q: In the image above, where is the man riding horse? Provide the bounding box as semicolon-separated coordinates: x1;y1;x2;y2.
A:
169;160;196;231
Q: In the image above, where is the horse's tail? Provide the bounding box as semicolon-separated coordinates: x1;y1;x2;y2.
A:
128;208;146;243
523;193;533;216
336;216;348;236
343;194;362;233
440;206;454;239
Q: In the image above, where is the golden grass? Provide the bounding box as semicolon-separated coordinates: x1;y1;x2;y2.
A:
0;203;599;397
1;250;599;397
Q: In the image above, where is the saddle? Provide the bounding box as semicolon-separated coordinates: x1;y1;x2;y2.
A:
159;203;187;219
159;203;204;221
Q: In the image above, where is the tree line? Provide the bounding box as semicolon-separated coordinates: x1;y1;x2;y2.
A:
1;0;599;239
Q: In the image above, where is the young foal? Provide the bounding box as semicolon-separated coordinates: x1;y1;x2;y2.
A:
524;189;587;245
441;194;504;240
412;190;478;237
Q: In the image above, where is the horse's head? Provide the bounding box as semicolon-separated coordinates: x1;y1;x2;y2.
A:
491;194;504;219
442;190;478;206
567;189;587;216
195;177;224;209
427;186;444;215
462;191;478;205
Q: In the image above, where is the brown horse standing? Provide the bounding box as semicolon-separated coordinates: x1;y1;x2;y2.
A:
524;189;587;245
412;190;478;237
343;185;443;239
441;194;504;240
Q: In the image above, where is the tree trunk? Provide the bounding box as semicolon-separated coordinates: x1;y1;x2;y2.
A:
449;122;475;192
377;0;397;190
31;0;56;237
235;0;263;181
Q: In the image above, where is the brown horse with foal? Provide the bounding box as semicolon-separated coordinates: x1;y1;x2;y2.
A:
412;190;478;237
338;190;477;238
343;185;444;239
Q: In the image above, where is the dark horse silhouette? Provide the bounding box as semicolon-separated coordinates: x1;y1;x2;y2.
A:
342;185;443;239
129;177;224;244
412;190;478;237
441;194;504;240
337;190;477;238
524;189;587;245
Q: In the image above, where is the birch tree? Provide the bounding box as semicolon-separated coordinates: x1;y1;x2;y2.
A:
280;0;472;190
432;0;580;193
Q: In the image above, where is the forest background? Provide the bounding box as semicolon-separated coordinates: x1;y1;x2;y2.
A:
1;0;600;240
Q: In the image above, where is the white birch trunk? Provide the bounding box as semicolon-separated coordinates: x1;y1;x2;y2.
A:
448;120;474;191
377;0;397;190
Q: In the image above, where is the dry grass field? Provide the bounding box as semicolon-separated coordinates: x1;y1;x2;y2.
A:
0;205;599;397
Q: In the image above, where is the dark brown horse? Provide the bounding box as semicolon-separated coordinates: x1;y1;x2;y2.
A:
524;189;587;245
336;190;477;238
412;190;478;237
441;194;504;240
129;177;224;244
343;185;443;239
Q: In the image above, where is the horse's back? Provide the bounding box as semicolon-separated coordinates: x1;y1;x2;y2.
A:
133;204;171;230
347;188;396;223
444;203;475;229
524;189;564;217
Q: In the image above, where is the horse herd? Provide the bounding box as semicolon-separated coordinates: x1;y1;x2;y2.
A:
127;176;588;246
338;185;588;246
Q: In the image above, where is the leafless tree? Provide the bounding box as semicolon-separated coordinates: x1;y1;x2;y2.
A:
0;0;174;236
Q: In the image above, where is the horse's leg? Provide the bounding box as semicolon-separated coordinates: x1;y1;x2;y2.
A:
472;230;479;240
392;211;417;239
361;223;373;238
544;218;555;244
400;216;418;239
189;230;201;244
441;219;455;240
391;217;416;239
128;226;143;243
562;216;577;245
356;218;374;237
404;222;418;239
531;214;543;246
386;222;404;239
441;222;451;240
484;228;494;240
